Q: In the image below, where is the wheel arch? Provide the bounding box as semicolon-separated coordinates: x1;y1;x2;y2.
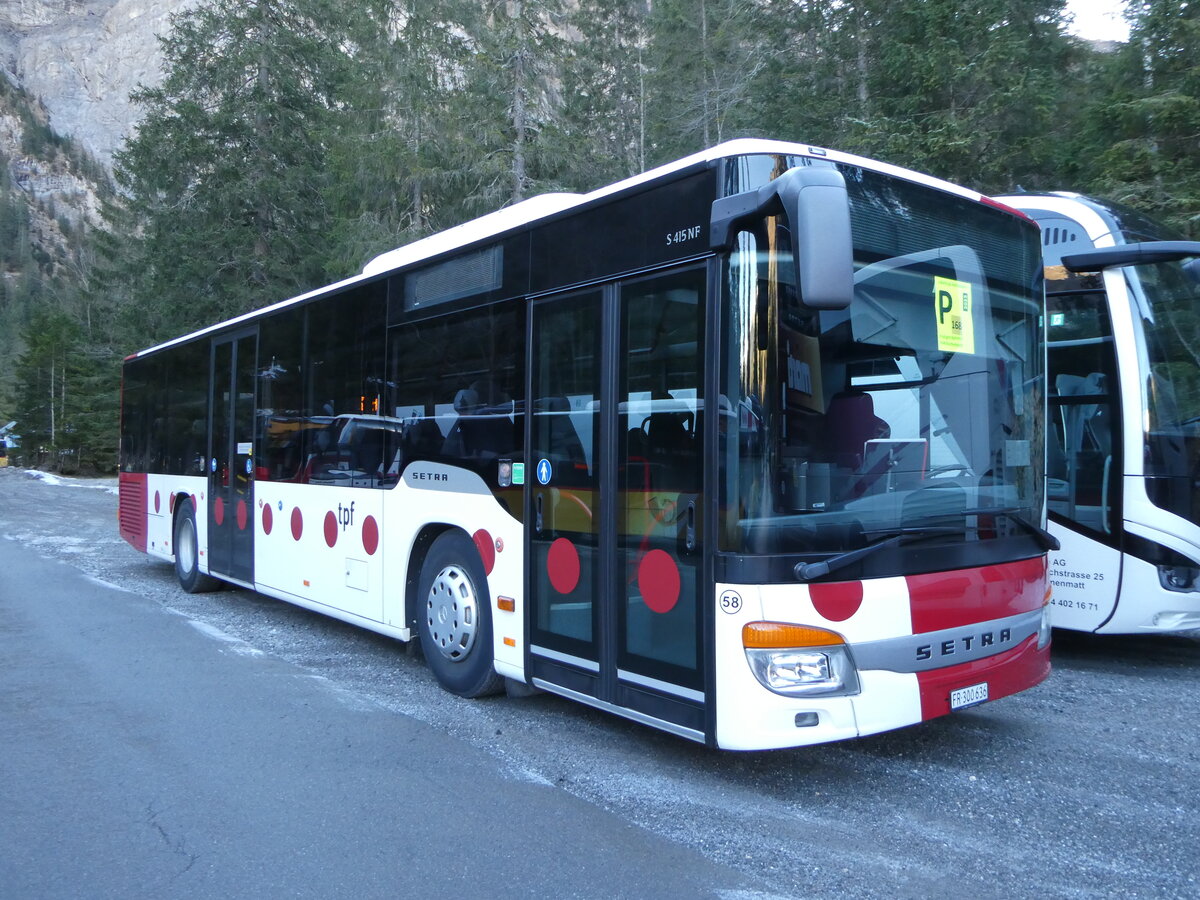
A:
404;522;459;631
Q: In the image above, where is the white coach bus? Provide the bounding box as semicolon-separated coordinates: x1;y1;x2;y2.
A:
1000;191;1200;634
117;140;1054;750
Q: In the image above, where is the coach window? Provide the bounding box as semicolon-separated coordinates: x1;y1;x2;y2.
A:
303;282;389;488
161;340;209;476
386;299;524;487
257;307;306;482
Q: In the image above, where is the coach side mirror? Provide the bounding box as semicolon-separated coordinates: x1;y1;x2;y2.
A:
1062;241;1200;273
776;166;854;310
710;164;854;310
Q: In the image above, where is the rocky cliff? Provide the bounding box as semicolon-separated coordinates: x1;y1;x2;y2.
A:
0;0;193;169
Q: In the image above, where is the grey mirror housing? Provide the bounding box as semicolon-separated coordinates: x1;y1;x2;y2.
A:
711;164;854;310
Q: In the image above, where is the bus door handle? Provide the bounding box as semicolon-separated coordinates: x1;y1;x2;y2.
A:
535;493;544;534
685;500;696;552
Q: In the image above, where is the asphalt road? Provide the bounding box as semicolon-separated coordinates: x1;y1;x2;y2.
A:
2;467;1198;899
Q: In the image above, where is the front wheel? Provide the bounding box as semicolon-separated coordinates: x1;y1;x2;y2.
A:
417;531;503;697
174;499;221;593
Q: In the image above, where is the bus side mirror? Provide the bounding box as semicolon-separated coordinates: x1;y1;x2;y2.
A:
710;165;854;310
1062;241;1200;272
776;167;854;310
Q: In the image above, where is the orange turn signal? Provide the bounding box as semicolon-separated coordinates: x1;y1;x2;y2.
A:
497;596;516;612
742;622;846;649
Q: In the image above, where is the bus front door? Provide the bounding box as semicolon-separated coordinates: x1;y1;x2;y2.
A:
208;329;258;584
528;267;708;742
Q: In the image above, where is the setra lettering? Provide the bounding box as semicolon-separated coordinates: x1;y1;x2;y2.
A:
409;471;448;482
915;627;1015;662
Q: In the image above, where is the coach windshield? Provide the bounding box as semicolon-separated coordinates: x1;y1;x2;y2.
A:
718;157;1046;580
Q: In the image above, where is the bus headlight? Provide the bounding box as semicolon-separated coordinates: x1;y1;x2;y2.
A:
742;622;860;697
1038;603;1052;649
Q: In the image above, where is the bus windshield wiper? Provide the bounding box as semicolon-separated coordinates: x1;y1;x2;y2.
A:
793;526;963;582
792;507;1059;583
959;507;1061;552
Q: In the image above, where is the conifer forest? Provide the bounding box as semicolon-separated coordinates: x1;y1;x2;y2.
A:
2;0;1197;471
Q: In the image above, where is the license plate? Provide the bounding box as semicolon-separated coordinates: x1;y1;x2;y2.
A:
950;682;989;710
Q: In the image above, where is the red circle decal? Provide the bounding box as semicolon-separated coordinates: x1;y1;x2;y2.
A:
236;500;248;531
262;503;274;535
291;507;303;541
473;529;495;574
213;497;225;526
638;549;680;614
169;493;176;513
810;581;864;622
324;511;338;548
362;515;379;556
154;491;161;513
547;538;580;594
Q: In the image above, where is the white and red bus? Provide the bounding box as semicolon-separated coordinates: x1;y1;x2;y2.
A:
998;191;1200;634
119;139;1054;750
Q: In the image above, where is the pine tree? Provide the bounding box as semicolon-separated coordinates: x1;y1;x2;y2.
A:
552;0;652;188
455;0;571;212
1081;0;1200;235
643;0;770;163
110;0;374;342
754;0;1077;193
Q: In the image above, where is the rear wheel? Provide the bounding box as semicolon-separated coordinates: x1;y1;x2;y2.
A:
174;499;221;593
417;531;503;697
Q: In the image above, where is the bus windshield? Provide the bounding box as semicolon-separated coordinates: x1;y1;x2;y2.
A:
719;159;1045;577
1128;256;1200;521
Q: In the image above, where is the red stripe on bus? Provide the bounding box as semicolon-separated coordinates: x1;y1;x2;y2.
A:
907;557;1047;634
916;636;1050;720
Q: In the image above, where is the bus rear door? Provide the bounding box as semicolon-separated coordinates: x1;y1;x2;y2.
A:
208;328;258;584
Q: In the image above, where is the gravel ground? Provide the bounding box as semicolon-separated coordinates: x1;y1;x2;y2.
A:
3;466;1199;899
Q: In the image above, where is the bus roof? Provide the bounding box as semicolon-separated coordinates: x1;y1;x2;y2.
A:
131;138;989;360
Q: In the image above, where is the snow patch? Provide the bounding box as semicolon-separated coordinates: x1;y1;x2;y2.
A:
188;619;241;643
84;574;132;593
21;469;120;494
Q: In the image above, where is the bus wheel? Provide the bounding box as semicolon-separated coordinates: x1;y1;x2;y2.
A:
417;531;503;698
174;500;220;593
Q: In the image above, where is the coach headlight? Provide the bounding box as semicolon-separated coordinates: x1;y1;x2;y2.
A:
1038;598;1053;650
742;622;861;697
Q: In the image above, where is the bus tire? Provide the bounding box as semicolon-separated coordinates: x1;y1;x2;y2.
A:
174;499;221;594
417;530;503;698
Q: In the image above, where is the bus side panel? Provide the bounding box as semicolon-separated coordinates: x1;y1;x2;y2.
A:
118;472;148;553
250;466;526;678
1100;553;1200;633
389;470;527;680
252;481;387;622
142;475;177;561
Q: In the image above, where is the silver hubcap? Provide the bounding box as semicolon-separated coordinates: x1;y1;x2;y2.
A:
425;564;479;661
178;518;196;575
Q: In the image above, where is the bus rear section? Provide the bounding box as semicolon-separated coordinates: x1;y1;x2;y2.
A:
999;191;1200;634
118;140;1052;750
